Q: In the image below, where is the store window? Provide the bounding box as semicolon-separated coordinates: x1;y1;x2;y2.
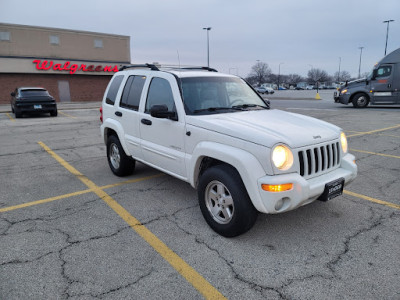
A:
49;35;60;45
94;39;103;48
0;31;10;41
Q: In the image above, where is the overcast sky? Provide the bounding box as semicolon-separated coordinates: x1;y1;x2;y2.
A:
1;0;399;78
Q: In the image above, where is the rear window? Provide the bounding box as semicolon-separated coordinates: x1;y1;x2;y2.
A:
106;75;124;105
20;90;49;97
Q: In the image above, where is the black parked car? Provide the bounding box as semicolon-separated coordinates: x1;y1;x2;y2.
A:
11;87;57;118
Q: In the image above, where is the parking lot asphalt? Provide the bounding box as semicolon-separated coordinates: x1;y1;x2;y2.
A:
0;93;399;299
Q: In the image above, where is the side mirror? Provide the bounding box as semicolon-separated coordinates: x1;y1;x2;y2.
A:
371;69;377;80
11;92;15;97
150;104;178;121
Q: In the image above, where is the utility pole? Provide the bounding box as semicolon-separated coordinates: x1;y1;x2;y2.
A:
278;62;284;90
338;57;341;82
358;47;364;79
383;20;394;56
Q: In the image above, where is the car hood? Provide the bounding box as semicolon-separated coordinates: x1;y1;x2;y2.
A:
186;109;340;148
345;78;367;88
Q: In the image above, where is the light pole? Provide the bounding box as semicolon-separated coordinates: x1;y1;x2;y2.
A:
202;27;211;67
383;20;394;56
358;46;364;78
278;62;284;90
338;57;341;83
308;64;313;81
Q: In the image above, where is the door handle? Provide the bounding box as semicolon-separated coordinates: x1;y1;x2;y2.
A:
141;118;152;125
115;111;123;117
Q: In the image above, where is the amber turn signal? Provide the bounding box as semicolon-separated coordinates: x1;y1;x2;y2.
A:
262;183;293;192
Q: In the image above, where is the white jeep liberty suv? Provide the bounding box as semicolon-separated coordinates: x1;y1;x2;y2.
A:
100;64;357;237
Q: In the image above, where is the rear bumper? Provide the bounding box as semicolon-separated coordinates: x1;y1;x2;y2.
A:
15;103;57;113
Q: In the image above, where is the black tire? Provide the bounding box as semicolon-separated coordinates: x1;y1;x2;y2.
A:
106;135;135;177
50;110;58;117
14;109;22;118
352;93;369;108
198;164;258;237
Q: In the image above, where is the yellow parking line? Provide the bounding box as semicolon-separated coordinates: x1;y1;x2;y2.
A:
100;174;165;189
59;111;77;118
347;124;400;138
350;148;400;159
0;189;92;213
38;141;226;300
0;175;164;213
344;190;400;210
5;113;15;121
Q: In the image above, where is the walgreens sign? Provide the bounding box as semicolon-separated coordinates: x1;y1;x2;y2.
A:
32;60;119;75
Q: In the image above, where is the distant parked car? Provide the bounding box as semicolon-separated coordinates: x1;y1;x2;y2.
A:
254;87;268;94
305;85;314;90
295;87;304;90
10;87;57;118
255;87;274;94
265;87;274;94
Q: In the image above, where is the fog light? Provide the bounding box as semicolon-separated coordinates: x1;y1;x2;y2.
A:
275;198;284;211
262;183;293;192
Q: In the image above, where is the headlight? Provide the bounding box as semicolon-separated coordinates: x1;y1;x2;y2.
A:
340;132;348;153
340;89;348;94
272;145;293;170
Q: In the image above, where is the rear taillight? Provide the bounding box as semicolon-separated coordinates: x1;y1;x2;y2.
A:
100;106;103;123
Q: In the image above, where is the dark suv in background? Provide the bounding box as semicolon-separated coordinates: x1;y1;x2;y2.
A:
11;87;58;118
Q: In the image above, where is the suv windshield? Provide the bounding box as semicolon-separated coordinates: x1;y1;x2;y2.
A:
181;76;269;115
20;90;50;97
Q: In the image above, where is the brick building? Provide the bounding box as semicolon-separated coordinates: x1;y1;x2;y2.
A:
0;23;131;104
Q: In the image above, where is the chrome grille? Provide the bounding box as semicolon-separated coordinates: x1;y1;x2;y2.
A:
298;141;341;178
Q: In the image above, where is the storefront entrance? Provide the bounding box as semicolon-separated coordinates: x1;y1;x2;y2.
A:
58;80;71;102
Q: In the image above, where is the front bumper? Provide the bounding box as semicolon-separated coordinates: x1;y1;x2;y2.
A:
334;91;350;104
255;154;357;214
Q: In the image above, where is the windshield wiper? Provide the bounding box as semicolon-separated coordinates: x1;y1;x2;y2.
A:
193;107;237;113
232;104;269;110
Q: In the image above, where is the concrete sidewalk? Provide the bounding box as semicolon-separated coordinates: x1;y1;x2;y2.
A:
0;101;101;113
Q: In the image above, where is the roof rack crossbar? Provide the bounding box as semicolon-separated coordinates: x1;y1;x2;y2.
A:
119;64;160;71
118;64;218;72
178;66;218;72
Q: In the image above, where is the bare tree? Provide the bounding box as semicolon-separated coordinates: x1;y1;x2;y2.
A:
286;74;304;85
307;68;330;83
333;70;352;82
249;61;272;85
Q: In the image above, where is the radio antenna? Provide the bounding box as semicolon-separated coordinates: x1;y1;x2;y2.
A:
177;50;181;69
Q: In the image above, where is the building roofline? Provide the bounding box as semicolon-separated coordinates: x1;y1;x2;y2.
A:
0;22;130;39
0;55;130;64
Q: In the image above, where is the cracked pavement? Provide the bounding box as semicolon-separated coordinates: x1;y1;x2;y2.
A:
1;101;399;299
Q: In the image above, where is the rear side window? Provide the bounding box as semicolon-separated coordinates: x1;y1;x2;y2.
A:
120;75;146;110
106;75;124;105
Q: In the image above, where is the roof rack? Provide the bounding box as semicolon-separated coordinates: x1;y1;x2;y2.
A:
119;64;160;71
119;64;218;73
178;66;218;72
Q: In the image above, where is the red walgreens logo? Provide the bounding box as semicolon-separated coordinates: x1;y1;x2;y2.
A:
32;60;119;74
